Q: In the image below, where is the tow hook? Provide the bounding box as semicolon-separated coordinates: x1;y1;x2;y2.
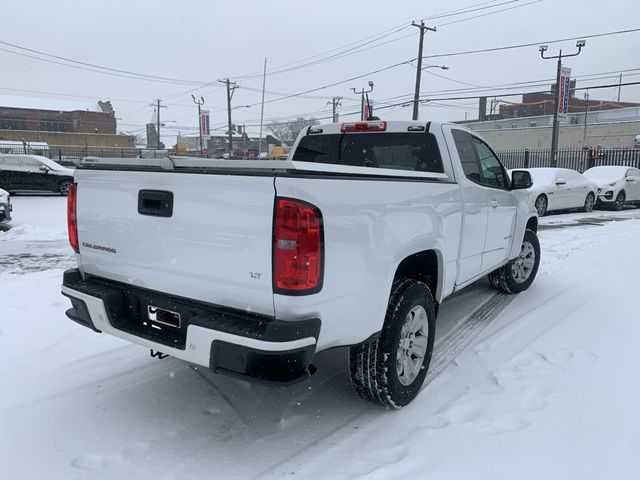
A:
150;349;169;359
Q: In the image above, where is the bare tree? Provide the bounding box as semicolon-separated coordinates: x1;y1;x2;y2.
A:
268;117;319;145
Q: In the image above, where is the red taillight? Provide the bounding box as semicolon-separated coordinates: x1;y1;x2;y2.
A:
340;121;387;133
273;198;323;294
67;183;79;252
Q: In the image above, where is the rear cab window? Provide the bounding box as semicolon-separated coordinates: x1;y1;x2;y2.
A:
292;130;452;180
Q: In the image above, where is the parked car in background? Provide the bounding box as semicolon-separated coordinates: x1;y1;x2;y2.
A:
0;187;12;224
0;154;75;195
583;166;640;210
511;167;597;216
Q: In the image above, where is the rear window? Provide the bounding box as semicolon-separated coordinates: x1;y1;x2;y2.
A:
292;132;444;173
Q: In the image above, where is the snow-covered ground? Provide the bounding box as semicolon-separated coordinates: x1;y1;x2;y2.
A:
2;196;640;479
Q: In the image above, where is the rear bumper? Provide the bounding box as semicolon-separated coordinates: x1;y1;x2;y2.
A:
61;269;319;383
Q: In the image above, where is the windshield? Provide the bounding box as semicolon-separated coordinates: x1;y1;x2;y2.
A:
38;157;70;171
293;132;444;173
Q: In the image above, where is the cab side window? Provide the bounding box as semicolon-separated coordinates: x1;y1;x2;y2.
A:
452;130;481;183
471;137;508;189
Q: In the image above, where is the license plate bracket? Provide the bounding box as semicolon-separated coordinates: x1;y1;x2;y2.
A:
147;305;181;329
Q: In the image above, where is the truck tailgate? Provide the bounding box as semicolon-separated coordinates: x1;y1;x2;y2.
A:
75;169;276;316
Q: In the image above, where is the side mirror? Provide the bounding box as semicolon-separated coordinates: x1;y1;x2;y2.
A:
38;165;50;173
555;178;567;186
626;176;636;182
511;170;532;190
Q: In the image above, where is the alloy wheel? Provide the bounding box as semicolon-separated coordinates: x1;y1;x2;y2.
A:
396;305;429;386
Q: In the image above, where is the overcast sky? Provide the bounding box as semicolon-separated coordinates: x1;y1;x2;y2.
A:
2;0;639;144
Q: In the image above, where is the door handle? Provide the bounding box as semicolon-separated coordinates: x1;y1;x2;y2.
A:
138;190;174;217
490;200;499;208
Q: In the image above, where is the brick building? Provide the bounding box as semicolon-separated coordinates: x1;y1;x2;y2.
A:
0;98;134;148
495;81;640;119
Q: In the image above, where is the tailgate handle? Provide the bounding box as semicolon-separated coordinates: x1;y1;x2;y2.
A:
138;190;174;217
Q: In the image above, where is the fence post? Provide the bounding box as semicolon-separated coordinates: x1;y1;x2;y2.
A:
524;149;530;168
58;148;62;163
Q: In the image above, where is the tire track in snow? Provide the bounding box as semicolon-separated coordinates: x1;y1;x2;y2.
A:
426;292;516;386
197;291;519;479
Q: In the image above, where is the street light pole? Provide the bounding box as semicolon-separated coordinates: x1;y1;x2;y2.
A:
351;82;374;121
191;95;205;156
539;40;586;167
411;20;436;121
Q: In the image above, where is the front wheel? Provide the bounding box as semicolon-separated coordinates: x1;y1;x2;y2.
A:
489;229;540;294
582;192;595;212
349;279;436;408
614;191;626;210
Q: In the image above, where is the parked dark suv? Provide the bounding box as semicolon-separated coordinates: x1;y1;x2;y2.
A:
0;154;75;195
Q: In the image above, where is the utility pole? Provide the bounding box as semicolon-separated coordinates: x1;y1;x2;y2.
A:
617;73;623;102
411;20;436;121
351;82;374;121
328;96;342;123
583;90;590;146
219;78;237;157
191;95;205;155
150;99;167;150
539;40;586;167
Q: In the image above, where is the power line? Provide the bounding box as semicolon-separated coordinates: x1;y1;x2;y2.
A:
169;68;640;132
427;0;520;20
228;0;512;81
0;41;208;85
423;0;514;19
435;0;542;27
226;79;640;128
0;86;149;104
422;27;640;60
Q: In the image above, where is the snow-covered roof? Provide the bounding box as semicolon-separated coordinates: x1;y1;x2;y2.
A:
0;95;103;113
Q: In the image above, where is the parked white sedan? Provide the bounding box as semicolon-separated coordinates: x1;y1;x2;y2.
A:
0;187;12;224
583;166;640;210
511;168;598;216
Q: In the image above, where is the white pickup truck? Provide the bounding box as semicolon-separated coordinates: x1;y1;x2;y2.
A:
61;120;539;408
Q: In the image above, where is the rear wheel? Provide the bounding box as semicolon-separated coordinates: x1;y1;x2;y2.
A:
489;229;540;294
614;191;626;210
349;279;436;408
582;192;595;212
534;195;547;216
58;180;73;196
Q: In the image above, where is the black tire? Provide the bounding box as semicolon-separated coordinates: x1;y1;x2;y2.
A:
534;195;547;216
58;179;73;196
614;191;626;210
349;278;436;408
488;229;540;294
582;192;595;213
